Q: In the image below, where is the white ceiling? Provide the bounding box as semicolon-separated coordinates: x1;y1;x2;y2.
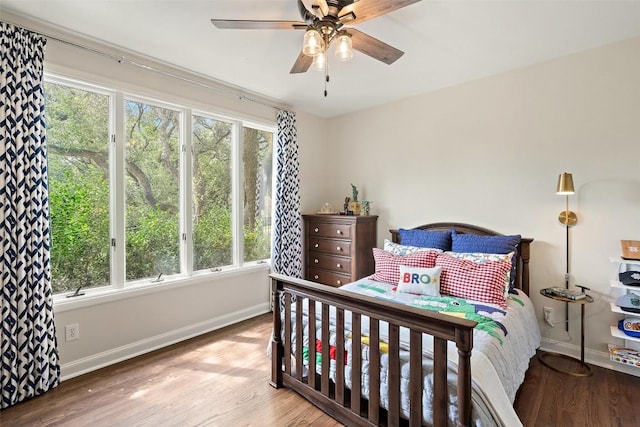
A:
3;0;640;118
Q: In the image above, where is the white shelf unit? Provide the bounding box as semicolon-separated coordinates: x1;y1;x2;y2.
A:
609;256;640;267
609;257;640;367
610;325;640;343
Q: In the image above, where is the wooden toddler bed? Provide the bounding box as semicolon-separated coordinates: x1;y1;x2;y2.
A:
270;222;535;426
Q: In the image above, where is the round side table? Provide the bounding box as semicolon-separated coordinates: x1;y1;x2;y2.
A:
539;288;594;377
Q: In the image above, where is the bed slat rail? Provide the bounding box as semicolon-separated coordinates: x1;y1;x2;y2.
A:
270;273;477;427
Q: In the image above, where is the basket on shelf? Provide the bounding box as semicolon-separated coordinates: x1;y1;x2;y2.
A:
621;240;640;261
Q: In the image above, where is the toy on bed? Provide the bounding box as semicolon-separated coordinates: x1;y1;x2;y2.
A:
270;222;537;427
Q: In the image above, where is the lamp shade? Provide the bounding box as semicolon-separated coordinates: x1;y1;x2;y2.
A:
303;28;323;57
556;172;575;195
334;32;353;61
312;50;326;71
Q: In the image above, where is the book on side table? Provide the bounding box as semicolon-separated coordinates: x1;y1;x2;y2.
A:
541;286;587;300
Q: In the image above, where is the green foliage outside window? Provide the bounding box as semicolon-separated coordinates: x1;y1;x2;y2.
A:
45;80;272;295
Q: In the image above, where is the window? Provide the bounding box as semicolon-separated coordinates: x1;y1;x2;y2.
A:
243;125;273;263
45;76;274;295
192;114;232;271
125;99;181;281
45;81;111;293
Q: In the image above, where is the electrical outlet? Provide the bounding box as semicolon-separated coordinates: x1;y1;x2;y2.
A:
543;307;554;326
65;323;80;341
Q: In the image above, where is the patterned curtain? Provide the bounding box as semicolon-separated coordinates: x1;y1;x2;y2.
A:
271;110;302;277
0;21;60;408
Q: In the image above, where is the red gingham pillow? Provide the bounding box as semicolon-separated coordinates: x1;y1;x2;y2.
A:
370;248;439;284
435;252;511;308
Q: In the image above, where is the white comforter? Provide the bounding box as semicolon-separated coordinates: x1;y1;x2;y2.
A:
281;277;540;426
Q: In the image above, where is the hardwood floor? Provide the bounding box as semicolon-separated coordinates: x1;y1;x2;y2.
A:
1;313;637;426
514;351;639;427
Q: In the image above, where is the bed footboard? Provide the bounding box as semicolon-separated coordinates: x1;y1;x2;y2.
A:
269;273;477;427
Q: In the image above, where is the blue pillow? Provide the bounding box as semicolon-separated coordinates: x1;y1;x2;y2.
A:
398;228;452;251
451;230;521;292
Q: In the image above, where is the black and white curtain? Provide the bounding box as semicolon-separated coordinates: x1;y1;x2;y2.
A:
0;21;60;408
271;110;302;277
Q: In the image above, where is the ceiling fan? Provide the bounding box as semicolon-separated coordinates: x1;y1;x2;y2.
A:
211;0;422;95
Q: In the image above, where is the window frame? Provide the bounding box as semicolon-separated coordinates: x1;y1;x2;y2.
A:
47;73;275;308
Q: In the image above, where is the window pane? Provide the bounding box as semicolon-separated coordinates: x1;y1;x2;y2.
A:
46;82;110;293
192;115;233;270
125;100;180;281
243;126;273;262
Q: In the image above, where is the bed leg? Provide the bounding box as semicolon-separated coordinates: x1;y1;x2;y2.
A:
270;338;283;389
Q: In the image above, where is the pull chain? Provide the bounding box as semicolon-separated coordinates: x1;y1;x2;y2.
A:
323;31;329;97
324;53;329;97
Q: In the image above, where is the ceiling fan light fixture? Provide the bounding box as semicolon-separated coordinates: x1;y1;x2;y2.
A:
303;28;323;56
334;31;353;61
312;50;326;71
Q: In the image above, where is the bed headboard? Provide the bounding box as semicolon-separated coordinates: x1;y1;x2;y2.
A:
390;222;533;295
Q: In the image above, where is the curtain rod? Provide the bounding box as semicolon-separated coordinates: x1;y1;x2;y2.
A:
2;19;284;112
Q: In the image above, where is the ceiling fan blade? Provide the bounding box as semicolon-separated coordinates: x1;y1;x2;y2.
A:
314;0;330;17
300;0;322;19
298;0;319;22
338;11;356;24
349;28;404;65
211;19;307;30
290;50;313;74
344;0;422;25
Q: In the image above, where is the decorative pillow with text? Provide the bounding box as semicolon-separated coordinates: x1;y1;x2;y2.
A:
396;265;442;296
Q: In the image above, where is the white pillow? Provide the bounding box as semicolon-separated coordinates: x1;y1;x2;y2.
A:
396;265;442;296
384;239;443;256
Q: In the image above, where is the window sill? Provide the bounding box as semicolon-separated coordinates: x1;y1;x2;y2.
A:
53;263;271;313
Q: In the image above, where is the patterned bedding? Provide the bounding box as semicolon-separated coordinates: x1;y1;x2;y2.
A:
280;277;541;426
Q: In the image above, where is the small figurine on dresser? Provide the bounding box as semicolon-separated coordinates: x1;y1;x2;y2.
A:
360;200;371;216
351;183;359;202
343;197;350;214
348;184;361;215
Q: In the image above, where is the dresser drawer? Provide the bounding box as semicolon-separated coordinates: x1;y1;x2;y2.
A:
307;221;351;239
308;236;351;256
307;268;350;287
307;253;351;273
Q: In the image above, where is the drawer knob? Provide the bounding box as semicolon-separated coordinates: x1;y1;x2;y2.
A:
336;230;342;235
314;243;319;248
314;227;319;233
337;280;342;285
336;246;341;251
336;263;342;268
314;258;319;264
314;275;319;280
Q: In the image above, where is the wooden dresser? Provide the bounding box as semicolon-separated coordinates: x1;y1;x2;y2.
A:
303;214;378;287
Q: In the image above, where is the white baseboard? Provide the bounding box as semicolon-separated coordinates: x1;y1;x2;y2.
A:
540;338;640;377
59;302;271;381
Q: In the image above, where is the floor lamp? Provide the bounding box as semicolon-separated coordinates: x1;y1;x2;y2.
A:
557;172;577;331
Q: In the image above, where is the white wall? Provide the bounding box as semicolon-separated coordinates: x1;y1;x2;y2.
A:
55;269;271;378
320;36;640;374
297;110;331;213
